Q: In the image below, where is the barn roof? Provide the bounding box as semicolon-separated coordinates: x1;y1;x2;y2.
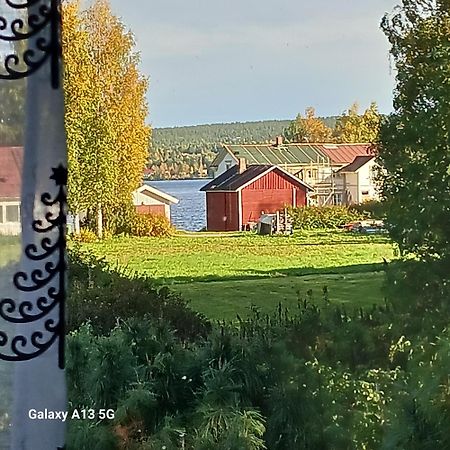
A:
201;164;313;192
211;143;374;168
338;155;375;173
0;146;23;200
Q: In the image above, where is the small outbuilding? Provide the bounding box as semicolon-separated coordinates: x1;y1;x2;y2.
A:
132;184;179;221
0;147;23;236
201;161;313;231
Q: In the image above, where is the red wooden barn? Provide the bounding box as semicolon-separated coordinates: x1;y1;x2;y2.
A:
201;162;313;231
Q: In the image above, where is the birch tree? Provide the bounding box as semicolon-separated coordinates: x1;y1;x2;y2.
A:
62;0;150;236
283;107;333;143
334;102;381;143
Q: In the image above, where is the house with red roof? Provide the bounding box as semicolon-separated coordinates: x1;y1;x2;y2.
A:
210;138;378;205
0;146;23;235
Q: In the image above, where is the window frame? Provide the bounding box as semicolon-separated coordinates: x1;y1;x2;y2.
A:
1;201;21;223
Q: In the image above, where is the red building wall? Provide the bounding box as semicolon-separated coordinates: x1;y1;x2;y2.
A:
136;204;166;216
241;170;307;226
206;191;239;231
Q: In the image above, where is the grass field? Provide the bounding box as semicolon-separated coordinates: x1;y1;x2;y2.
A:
0;236;20;267
81;230;396;319
0;239;19;444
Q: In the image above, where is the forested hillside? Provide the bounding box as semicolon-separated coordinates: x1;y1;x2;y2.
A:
148;117;338;179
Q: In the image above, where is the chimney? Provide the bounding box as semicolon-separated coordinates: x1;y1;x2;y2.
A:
274;136;283;146
238;158;247;174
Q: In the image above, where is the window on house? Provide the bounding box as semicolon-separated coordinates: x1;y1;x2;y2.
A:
362;190;369;196
0;205;3;223
307;170;312;178
225;162;231;170
333;193;343;205
5;204;19;222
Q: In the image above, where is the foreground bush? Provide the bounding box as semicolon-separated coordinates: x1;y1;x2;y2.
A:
68;245;209;338
79;203;175;238
111;202;174;237
127;212;174;237
66;303;401;450
288;205;365;229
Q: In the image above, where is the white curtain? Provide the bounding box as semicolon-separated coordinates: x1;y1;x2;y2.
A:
0;1;67;448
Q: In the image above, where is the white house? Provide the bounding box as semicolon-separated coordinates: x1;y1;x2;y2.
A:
334;155;379;204
210;139;379;206
0;147;23;236
132;184;179;221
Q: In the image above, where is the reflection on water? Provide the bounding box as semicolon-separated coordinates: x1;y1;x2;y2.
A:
146;179;208;231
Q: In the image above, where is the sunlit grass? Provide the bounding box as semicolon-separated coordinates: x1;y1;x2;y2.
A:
77;230;395;319
81;230;395;282
0;236;20;267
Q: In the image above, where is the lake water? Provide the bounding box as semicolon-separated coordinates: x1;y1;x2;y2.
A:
146;179;208;231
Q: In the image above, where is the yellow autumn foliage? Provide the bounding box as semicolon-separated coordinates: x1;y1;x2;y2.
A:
62;0;150;232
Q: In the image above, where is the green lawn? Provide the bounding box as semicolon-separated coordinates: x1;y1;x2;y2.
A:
181;272;385;318
0;236;20;267
81;230;395;319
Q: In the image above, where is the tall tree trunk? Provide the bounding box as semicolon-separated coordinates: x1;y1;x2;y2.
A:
97;203;103;239
74;213;80;234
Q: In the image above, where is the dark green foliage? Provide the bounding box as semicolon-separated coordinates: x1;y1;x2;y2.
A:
352;200;387;219
377;0;450;260
382;330;450;449
67;245;210;338
65;297;403;450
0;42;26;146
288;205;365;229
383;259;450;323
0;79;25;146
68;422;119;450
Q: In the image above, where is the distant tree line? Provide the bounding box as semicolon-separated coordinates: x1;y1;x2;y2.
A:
149;118;338;180
149;103;381;180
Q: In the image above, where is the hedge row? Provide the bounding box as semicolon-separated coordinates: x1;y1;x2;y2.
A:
288;205;366;229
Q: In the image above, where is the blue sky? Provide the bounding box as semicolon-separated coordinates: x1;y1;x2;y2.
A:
108;0;399;128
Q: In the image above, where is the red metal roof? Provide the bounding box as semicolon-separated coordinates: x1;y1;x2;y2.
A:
0;146;23;199
316;144;374;164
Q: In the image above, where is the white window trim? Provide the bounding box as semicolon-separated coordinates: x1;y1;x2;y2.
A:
0;201;21;224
